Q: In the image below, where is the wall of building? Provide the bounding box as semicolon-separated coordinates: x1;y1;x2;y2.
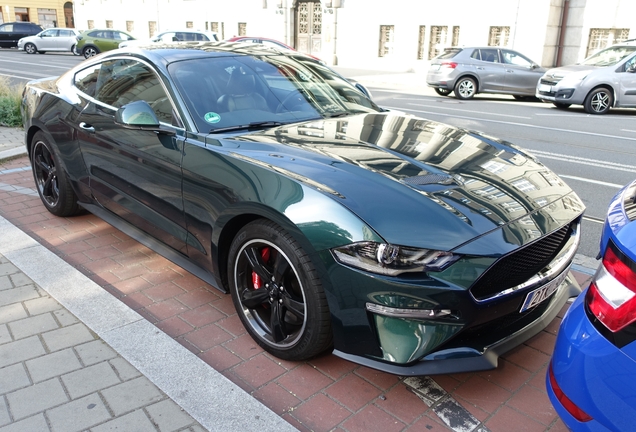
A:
72;0;634;70
0;0;67;27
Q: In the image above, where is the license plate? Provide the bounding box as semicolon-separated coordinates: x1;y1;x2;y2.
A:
519;270;568;312
538;84;552;93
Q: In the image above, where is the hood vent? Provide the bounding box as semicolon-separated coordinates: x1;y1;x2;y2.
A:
402;173;455;186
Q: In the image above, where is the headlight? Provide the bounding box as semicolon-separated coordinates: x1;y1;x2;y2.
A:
332;241;460;276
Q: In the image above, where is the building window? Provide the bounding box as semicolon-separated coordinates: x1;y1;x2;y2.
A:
417;25;426;60
148;21;157;37
37;8;57;28
378;25;394;57
186;21;193;28
87;20;95;29
488;26;510;47
14;7;29;22
429;26;448;59
238;22;247;36
106;20;113;29
586;28;630;57
211;22;218;32
126;21;134;32
452;26;460;46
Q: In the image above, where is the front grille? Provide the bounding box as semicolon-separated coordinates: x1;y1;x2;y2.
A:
470;222;573;301
540;78;561;86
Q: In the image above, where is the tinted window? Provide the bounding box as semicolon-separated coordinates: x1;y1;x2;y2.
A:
0;24;14;32
74;64;101;97
480;49;499;63
15;24;31;32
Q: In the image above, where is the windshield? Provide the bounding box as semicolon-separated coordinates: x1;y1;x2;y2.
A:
168;54;381;133
581;45;636;66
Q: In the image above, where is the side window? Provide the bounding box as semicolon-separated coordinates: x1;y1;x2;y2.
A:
624;55;636;72
502;50;532;67
74;64;101;97
94;59;174;123
60;30;73;37
15;24;29;32
0;24;12;32
470;49;481;60
480;48;499;63
159;32;175;42
43;30;58;37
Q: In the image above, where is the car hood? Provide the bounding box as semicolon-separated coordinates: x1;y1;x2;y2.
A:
543;64;599;78
216;112;583;251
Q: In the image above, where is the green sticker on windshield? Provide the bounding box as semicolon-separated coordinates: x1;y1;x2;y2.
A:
204;112;221;124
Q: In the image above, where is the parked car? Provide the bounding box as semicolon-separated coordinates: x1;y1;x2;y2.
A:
227;35;324;63
548;179;636;430
76;29;135;58
426;46;545;100
119;29;218;48
17;28;81;55
536;42;636;114
0;22;43;48
22;42;585;375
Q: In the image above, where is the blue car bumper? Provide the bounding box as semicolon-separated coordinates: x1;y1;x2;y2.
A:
547;292;636;431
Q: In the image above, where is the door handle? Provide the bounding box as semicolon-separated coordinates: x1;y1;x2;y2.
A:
79;122;95;133
506;69;514;73
476;67;485;70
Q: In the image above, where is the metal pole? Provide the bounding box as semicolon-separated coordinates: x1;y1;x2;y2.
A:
332;7;338;65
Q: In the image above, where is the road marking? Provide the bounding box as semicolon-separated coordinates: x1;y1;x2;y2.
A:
621;129;636;133
556;174;624;188
0;58;73;69
583;215;605;224
0;72;48;80
407;102;532;119
384;105;636;142
527;149;636;173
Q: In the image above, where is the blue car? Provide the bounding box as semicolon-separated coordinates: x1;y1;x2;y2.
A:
548;179;636;430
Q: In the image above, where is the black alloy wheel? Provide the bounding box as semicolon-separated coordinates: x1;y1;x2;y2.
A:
83;46;99;58
24;42;37;54
228;220;332;360
31;132;80;217
434;87;452;96
584;87;613;114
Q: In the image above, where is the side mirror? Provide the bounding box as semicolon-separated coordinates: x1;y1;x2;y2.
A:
115;100;175;135
354;82;373;99
627;64;636;73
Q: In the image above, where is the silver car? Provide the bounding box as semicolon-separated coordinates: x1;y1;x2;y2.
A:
536;43;636;114
119;30;218;48
17;28;80;55
426;47;545;100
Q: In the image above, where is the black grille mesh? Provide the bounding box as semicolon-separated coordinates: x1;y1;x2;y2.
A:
470;222;573;301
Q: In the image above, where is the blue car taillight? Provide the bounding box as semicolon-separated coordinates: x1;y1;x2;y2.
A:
586;243;636;332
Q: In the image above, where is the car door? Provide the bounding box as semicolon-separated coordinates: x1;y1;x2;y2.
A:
0;23;15;47
471;48;505;91
74;59;189;253
38;29;58;50
500;49;544;95
617;54;636;107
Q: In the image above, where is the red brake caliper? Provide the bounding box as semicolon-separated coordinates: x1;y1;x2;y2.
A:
252;247;271;289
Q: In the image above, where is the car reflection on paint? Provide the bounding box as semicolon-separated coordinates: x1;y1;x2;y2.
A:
22;41;584;375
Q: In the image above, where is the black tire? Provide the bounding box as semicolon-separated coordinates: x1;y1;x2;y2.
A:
24;43;37;54
31;132;81;217
434;87;452;96
584;87;613;114
71;44;80;56
82;46;99;58
553;102;571;109
228;219;332;360
454;77;477;100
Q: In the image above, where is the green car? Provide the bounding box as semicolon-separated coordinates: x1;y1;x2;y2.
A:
76;29;135;58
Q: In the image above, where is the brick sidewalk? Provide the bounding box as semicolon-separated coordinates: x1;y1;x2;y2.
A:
0;155;594;432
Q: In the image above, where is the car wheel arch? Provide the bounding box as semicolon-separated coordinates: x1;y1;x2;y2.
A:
586;84;616;108
456;74;480;91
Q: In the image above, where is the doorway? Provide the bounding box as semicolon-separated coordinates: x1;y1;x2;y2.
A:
295;1;322;57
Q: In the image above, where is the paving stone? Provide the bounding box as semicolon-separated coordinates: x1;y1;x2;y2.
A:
92;410;156;432
75;340;118;366
0;363;30;394
0;397;9;427
53;309;79;327
100;376;164;416
62;362;121;399
0;413;49;432
41;323;94;352
46;393;111;432
146;399;197;431
8;273;32;289
23;296;61;315
0;336;45;368
26;348;82;383
0;285;39;306
0;303;27;325
6;378;68;420
0;275;11;290
9;313;58;340
0;324;9;345
0;262;17;277
109;357;141;381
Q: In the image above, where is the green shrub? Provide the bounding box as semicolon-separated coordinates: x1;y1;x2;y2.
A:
0;77;24;128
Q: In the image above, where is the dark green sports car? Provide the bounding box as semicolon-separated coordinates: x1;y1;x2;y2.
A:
21;42;585;375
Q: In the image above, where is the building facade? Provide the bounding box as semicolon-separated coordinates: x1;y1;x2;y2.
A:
71;0;635;70
0;1;75;28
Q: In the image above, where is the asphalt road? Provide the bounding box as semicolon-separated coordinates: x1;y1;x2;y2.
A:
3;50;630;261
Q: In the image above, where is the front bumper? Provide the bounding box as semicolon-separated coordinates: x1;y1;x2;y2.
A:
536;83;586;104
336;271;580;375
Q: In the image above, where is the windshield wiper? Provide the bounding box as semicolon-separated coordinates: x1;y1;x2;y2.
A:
210;121;286;134
322;111;365;119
